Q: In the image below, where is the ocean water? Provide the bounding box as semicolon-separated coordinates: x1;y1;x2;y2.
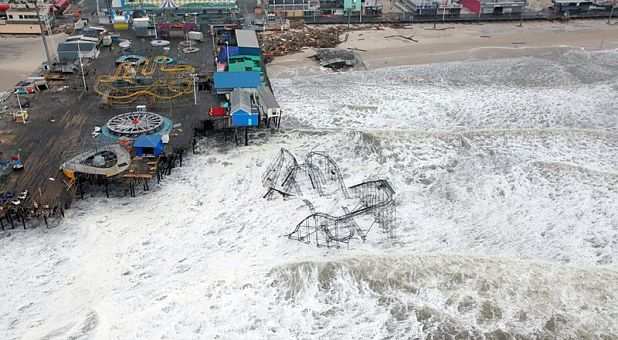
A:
0;49;617;339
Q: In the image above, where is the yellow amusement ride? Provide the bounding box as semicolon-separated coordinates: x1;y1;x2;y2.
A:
94;56;196;105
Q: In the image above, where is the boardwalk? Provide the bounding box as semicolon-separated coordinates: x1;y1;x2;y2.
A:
0;28;218;226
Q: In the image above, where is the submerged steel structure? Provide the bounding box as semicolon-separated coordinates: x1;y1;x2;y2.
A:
262;148;396;248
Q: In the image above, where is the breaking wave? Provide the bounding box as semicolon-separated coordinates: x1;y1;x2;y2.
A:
268;253;618;339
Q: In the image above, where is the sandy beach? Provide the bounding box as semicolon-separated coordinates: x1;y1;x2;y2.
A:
0;33;68;92
267;20;618;78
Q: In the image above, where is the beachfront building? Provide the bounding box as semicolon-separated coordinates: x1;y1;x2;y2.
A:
266;0;382;17
460;0;525;14
111;0;237;10
0;3;53;34
235;29;260;56
266;0;319;17
230;88;258;127
57;29;105;61
213;71;262;94
255;86;281;128
57;41;100;61
399;0;461;16
552;0;594;14
107;0;239;27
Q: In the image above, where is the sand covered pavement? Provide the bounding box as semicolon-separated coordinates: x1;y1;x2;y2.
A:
0;33;68;92
267;20;618;78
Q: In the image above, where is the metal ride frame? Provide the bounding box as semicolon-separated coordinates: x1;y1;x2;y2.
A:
106;111;164;137
94;56;196;105
262;148;396;248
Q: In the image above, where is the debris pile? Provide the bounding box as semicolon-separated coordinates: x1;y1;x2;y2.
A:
260;27;346;63
51;23;74;35
312;49;361;70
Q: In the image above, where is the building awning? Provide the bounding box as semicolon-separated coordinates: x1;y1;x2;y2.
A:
134;134;162;148
256;86;279;109
213;71;261;90
57;41;97;52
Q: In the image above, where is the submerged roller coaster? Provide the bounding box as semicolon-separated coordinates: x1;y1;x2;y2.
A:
263;148;396;248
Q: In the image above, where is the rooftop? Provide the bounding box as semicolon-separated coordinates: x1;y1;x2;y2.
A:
213;71;262;89
235;29;259;49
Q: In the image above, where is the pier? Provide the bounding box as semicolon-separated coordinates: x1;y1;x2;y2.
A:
0;24;232;228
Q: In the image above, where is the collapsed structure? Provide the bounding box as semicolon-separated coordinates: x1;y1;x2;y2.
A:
262;148;396;248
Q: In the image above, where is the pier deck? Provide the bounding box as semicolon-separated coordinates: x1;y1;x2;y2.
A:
0;28;219;225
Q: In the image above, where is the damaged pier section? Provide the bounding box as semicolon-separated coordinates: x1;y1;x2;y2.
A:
0;19;281;229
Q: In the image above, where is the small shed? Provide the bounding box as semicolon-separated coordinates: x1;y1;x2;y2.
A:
133;134;163;158
57;41;99;61
255;86;281;120
235;29;260;56
230;88;258;127
213;71;261;94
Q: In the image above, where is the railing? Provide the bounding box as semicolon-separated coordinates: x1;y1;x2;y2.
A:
303;9;615;24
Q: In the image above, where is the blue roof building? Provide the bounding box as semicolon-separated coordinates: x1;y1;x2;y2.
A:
217;46;240;63
230;88;259;127
235;29;261;56
133;134;164;158
213;71;261;94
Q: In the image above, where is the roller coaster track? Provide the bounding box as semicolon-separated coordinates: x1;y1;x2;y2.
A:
262;149;349;198
140;59;157;76
264;149;396;247
285;179;395;244
262;148;300;194
94;56;196;105
305;151;350;199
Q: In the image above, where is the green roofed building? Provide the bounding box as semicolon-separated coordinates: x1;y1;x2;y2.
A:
228;55;262;74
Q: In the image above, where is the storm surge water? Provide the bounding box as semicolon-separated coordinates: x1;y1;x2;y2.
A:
1;49;617;339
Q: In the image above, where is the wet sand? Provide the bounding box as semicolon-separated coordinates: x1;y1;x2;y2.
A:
267;20;618;78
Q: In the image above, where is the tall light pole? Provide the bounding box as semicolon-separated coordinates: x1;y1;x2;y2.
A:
433;2;438;28
225;40;230;68
15;91;23;114
191;73;198;105
478;2;482;20
77;42;87;92
34;2;52;68
443;0;447;21
519;0;527;27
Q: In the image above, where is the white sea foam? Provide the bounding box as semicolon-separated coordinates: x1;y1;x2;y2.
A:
0;49;616;339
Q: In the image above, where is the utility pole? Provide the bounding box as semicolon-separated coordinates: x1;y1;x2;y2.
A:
433;2;438;29
225;40;230;67
191;73;198;105
442;0;447;21
15;91;23;113
478;2;482;21
34;2;52;68
77;42;87;92
519;0;527;27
